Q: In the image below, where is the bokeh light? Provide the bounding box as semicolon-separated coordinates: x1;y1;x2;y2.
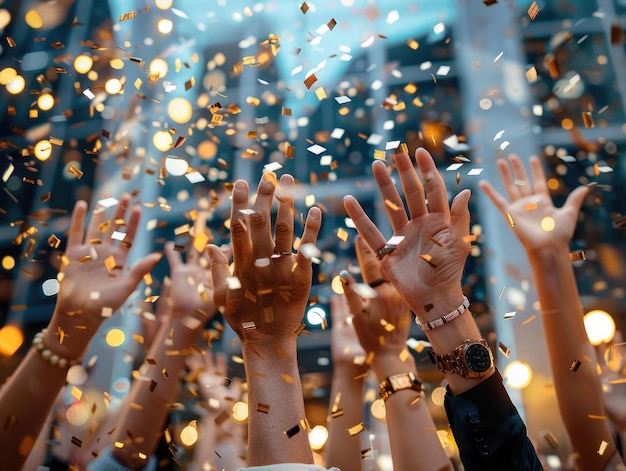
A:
153;130;173;152
308;425;329;451
503;360;533;390
6;75;25;94
167;97;193;124
180;420;198;446
74;54;93;74
105;328;126;347
0;325;24;356
34;139;52;161
37;93;54;111
583;310;616;346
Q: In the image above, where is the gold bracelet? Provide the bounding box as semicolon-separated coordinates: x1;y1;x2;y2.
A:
32;328;81;369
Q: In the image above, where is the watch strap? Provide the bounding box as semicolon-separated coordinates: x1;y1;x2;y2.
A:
379;372;422;401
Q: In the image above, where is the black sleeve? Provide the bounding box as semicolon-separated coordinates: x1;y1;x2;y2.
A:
444;369;543;471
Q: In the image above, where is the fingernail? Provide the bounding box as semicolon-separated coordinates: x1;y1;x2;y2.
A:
339;270;349;283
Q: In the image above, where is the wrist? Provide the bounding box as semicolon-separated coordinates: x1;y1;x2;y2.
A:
411;287;465;323
372;350;417;379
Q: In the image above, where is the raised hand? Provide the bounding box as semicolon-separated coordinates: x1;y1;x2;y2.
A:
207;173;322;348
47;194;161;357
186;350;234;411
478;154;588;253
341;236;412;360
206;172;322;466
344;149;470;317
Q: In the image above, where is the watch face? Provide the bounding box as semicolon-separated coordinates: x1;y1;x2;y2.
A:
465;343;492;373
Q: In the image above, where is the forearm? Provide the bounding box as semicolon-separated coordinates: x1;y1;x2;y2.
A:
112;316;197;469
0;310;85;469
528;247;617;469
242;340;313;466
326;365;366;471
372;354;452;471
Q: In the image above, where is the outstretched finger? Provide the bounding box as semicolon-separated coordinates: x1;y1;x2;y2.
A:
296;207;322;265
478;180;509;215
529;156;549;195
164;241;183;270
120;206;141;251
67;200;88;248
229;180;252;268
339;270;366;319
508;155;532;197
372;160;409;232
85;205;107;243
496;158;521;202
355;235;384;285
274;174;295;253
250;172;277;257
450;189;472;242
395;152;427;219
344;195;387;255
104;193;131;243
206;244;231;308
415;148;449;216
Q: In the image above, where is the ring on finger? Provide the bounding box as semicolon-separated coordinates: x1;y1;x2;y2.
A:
376;243;396;260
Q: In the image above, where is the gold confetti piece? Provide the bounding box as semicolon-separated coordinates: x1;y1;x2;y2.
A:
257;403;270;413
569;251;586;261
582;112;594;129
521;314;537;326
483;0;498;5
506;212;515;228
598;440;609;455
144;296;159;303
104;255;118;272
242;321;256;331
419;254;437;267
347;422;365;437
374;149;386;160
6;37;15;48
148;380;157;392
281;373;294;384
300;2;309;13
525;66;538;83
498;342;511;358
68;165;83;179
503;311;516;320
119;11;137;21
49;136;64;146
399;348;410;362
570;360;581;372
407;39;419;50
304;74;317;89
337;227;348;242
588;415;606;420
331;409;344;418
544;431;559;448
78;255;92;263
425;234;444;247
545;53;559;78
285;424;300;438
610;23;624;45
294;323;306;336
384;199;400;211
315;87;327;100
48;234;61;249
527;1;540;20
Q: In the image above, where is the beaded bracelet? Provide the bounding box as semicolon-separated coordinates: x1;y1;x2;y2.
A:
416;296;470;331
32;328;82;369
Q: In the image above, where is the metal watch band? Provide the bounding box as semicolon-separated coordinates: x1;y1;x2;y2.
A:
379;372;422;401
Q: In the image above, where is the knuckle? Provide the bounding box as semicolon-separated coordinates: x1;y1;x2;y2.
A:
249;212;267;229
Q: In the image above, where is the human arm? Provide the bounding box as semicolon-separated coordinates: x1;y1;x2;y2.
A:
0;195;161;471
107;239;217;470
344;148;542;470
341;235;452;471
187;352;246;471
480;155;624;470
325;295;368;471
207;172;322;466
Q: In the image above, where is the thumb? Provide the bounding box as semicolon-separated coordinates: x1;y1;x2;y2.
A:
563;186;589;217
450;189;471;239
128;252;162;286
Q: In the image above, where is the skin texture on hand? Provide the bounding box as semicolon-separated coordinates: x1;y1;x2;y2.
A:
207;172;322;466
479;155;624;471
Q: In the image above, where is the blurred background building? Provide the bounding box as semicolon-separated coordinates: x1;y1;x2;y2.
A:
0;0;625;468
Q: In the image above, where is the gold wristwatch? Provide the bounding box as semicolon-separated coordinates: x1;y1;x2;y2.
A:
379;372;422;401
429;339;494;378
